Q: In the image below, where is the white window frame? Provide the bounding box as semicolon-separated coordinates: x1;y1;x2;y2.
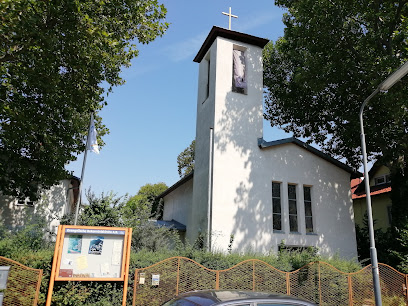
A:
16;198;35;207
374;174;391;186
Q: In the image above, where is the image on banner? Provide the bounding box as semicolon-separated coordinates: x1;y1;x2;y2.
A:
88;236;104;255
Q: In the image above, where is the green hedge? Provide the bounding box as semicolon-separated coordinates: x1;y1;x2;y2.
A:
0;224;361;305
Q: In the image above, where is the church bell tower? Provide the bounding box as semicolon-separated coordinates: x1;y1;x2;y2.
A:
188;26;269;249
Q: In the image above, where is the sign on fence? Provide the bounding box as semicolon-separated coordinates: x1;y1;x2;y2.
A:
0;257;42;306
0;266;10;290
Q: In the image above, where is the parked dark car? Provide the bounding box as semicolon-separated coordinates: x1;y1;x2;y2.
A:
162;290;317;306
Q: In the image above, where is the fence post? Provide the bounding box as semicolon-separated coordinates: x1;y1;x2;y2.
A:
405;274;408;305
348;275;353;306
286;272;290;295
216;271;219;290
252;261;256;291
176;257;181;296
318;262;322;306
132;269;139;306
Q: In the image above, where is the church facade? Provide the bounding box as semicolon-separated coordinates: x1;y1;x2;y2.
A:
161;27;358;258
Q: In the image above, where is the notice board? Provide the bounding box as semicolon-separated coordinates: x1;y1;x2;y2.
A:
47;225;132;306
55;225;131;281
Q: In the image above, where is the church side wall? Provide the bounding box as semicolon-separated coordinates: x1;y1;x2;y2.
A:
188;41;217;244
163;178;193;226
211;142;357;259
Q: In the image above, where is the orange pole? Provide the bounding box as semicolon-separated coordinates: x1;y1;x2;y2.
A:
132;269;139;306
318;262;322;305
216;271;219;290
252;261;256;291
46;225;63;306
33;269;43;306
348;275;353;306
286;272;290;295
122;228;132;306
405;274;408;306
176;258;181;296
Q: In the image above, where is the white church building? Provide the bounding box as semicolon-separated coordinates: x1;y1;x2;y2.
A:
160;26;358;258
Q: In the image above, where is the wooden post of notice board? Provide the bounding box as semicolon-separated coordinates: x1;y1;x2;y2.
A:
46;225;132;306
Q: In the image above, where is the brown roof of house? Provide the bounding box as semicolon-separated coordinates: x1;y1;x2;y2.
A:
351;162;391;199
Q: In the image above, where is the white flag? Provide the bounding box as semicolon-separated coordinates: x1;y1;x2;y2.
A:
87;114;99;154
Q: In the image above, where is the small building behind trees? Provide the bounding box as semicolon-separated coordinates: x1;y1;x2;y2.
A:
352;162;392;231
0;177;80;235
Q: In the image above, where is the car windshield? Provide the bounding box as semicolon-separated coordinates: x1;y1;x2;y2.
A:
162;290;316;306
163;296;216;306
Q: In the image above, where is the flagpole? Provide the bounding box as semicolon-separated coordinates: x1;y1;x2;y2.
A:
74;113;94;225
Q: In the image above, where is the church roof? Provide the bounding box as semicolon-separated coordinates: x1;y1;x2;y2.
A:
258;137;361;178
193;26;269;63
151;219;186;232
158;171;194;199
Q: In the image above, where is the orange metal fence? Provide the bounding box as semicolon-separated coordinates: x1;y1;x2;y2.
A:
133;257;408;306
0;256;43;306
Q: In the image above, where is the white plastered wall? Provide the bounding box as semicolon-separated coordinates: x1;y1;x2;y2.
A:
211;142;357;259
201;36;357;259
0;179;73;235
174;31;358;259
188;41;217;243
163;178;193;226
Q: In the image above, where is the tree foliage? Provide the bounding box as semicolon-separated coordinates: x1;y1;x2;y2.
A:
125;182;168;220
263;0;408;170
177;140;195;178
264;0;408;268
355;212;391;264
76;190;126;227
0;0;168;199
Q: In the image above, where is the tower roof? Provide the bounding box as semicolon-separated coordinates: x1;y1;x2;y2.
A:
193;26;269;63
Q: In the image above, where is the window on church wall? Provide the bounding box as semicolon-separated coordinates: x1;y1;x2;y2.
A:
206;58;210;100
202;52;211;104
288;184;298;232
304;186;314;233
232;48;247;94
272;182;282;231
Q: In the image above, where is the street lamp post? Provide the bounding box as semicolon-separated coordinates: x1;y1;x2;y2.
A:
359;61;408;306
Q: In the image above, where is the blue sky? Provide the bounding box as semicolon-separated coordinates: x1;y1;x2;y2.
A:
66;1;292;199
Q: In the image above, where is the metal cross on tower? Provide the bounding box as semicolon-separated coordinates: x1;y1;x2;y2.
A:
222;7;238;30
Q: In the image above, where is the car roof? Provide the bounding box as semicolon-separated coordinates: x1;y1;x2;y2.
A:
163;289;317;305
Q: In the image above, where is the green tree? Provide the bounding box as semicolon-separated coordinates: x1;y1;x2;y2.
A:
123;183;183;252
263;0;408;266
0;0;168;200
264;0;408;169
125;182;168;220
75;190;125;227
177;140;195;178
355;212;391;264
